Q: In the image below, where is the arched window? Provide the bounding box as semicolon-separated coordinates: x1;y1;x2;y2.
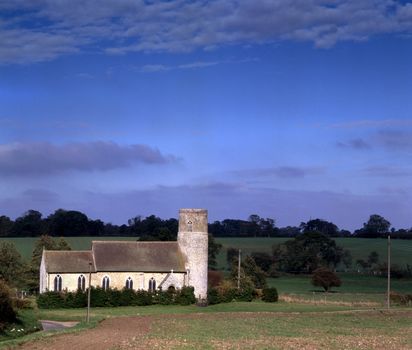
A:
102;276;110;290
168;285;175;292
78;275;86;291
125;277;133;289
148;278;156;292
54;275;62;292
187;221;193;232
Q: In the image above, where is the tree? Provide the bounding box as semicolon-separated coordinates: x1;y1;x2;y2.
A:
0;216;13;237
250;252;275;272
56;237;72;250
356;214;391;238
46;209;89;236
367;251;379;266
273;231;348;273
226;247;238;265
0;241;25;287
311;267;342;292
0;280;16;329
12;210;44;236
300;219;339;236
208;234;222;270
231;255;267;289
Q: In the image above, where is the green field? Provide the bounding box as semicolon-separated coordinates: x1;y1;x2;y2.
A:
215;237;412;270
2;237;411;268
3;303;412;349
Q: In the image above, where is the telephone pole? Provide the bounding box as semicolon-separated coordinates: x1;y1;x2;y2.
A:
237;249;241;289
387;235;391;309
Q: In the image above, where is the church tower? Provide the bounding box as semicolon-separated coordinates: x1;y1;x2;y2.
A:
177;209;208;300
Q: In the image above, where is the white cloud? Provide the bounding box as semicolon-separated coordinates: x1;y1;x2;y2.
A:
1;0;412;64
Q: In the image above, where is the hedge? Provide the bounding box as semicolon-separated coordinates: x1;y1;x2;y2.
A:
262;287;278;302
37;286;196;309
207;286;255;304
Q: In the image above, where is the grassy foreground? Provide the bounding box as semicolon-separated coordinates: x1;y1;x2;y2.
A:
2;303;412;349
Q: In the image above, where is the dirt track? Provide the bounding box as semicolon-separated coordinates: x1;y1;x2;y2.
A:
20;316;153;350
16;311;412;350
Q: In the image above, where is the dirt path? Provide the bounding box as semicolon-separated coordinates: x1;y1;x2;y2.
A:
20;317;153;350
17;311;412;350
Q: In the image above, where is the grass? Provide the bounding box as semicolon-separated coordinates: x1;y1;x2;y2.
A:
139;309;412;349
270;273;412;294
3;301;412;348
2;236;411;269
215;237;412;270
0;301;353;348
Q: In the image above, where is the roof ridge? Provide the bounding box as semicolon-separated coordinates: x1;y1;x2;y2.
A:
91;240;178;243
45;250;92;253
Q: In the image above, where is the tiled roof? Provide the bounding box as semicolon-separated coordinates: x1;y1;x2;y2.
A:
92;241;186;272
44;251;95;273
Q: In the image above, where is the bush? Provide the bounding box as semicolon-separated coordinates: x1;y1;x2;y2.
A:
262;287;278;302
37;291;65;309
0;280;17;330
36;286;196;309
207;287;220;305
175;286;196;305
235;286;254;302
390;292;412;306
154;289;175;305
208;270;224;287
12;298;33;310
135;290;153;306
311;268;342;292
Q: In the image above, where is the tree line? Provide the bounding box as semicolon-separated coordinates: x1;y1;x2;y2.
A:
0;209;411;239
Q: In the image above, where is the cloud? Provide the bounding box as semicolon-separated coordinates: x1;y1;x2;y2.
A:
139;58;258;73
376;129;412;151
329;119;412;129
337;138;371;150
232;166;325;179
0;141;177;176
363;166;412;177
2;1;412;64
22;189;59;202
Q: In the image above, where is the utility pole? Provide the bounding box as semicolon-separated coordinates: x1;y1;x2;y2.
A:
387;234;391;309
237;249;241;289
87;262;92;323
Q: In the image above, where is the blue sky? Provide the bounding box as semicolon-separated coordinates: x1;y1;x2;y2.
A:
1;0;412;230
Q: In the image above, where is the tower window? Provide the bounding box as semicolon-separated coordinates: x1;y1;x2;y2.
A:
125;277;133;289
148;278;156;292
187;221;193;232
54;275;62;292
78;274;86;291
102;276;110;290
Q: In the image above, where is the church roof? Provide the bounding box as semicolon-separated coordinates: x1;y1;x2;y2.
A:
43;251;96;273
91;241;186;272
43;241;187;273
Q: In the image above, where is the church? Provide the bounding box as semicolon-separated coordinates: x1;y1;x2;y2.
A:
39;209;209;300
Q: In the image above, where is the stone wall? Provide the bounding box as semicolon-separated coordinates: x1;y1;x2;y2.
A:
177;209;208;299
45;272;185;292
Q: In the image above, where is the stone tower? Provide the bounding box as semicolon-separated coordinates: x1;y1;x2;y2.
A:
177;208;208;300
